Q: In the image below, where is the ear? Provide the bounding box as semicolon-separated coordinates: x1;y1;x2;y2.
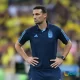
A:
44;13;47;18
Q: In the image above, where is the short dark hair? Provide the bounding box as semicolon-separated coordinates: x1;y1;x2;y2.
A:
33;5;47;13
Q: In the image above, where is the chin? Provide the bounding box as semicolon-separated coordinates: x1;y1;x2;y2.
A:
36;22;42;25
35;22;39;24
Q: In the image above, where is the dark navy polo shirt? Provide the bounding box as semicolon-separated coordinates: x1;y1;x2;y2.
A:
18;23;70;70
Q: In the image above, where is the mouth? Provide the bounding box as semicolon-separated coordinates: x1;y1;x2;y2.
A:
34;20;37;22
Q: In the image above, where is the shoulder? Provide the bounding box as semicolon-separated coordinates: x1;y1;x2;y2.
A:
49;23;61;31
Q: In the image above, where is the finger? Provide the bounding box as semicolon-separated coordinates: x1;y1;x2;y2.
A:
33;57;39;59
30;62;35;66
54;64;60;68
50;62;57;66
53;62;61;68
50;59;55;61
50;62;57;67
33;60;39;63
32;61;38;65
32;59;38;65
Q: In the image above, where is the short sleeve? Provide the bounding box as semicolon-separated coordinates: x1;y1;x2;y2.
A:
58;28;70;44
18;30;30;45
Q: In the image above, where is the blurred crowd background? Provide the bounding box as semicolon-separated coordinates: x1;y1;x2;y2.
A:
0;0;80;80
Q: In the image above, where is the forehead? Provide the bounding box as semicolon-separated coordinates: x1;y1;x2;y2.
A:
33;9;42;14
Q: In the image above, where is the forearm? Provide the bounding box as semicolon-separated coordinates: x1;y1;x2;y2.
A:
15;42;29;61
62;40;72;58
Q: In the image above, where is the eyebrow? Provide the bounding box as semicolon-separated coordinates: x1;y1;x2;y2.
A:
33;13;40;15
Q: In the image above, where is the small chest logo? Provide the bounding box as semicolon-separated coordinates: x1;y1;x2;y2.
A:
48;30;53;38
34;34;38;37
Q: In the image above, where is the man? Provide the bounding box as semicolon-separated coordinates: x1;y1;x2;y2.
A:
15;5;72;80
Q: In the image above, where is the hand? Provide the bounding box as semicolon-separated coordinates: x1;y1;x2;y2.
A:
50;57;63;68
26;57;39;66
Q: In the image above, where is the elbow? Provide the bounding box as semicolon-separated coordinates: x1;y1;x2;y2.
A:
15;42;18;50
68;40;72;48
15;41;22;50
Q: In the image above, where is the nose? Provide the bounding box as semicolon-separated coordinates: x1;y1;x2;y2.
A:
33;15;36;19
33;14;37;18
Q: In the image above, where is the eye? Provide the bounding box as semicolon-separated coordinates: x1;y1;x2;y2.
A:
35;13;40;15
33;13;40;16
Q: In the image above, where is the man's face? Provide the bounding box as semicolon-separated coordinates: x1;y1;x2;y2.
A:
33;9;47;24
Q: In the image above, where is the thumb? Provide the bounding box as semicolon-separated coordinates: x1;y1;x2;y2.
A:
33;57;39;59
50;59;55;61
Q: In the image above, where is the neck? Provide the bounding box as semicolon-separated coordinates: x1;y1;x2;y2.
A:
38;20;47;30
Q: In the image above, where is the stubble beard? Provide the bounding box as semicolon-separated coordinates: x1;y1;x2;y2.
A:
36;21;43;25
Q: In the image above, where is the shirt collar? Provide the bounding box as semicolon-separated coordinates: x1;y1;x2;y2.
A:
36;21;50;31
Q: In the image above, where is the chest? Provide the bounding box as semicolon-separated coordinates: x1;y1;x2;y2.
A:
30;30;57;44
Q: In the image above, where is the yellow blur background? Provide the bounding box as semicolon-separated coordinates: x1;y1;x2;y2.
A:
0;0;80;80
